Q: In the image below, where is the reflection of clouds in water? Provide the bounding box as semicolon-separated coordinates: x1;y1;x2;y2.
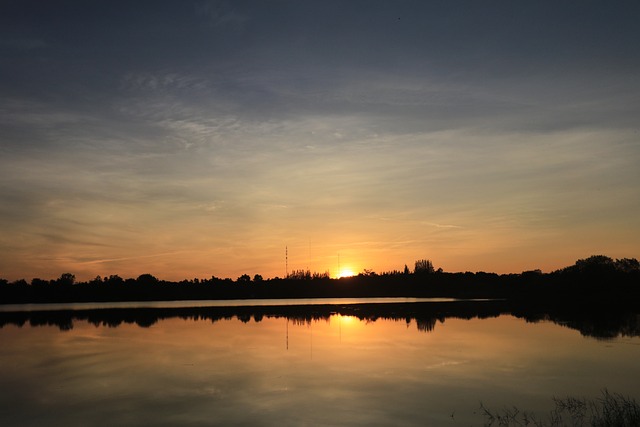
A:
422;360;468;370
202;386;223;397
1;314;640;426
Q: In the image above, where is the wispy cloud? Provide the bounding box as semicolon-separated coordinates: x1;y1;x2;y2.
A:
76;251;195;265
121;72;209;92
195;0;250;30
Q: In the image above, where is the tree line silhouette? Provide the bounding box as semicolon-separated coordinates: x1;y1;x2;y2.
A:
0;255;638;306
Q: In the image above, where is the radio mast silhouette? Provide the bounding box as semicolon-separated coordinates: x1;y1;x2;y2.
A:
285;246;288;278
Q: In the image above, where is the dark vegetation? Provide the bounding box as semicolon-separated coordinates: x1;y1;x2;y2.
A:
1;255;638;307
480;389;640;426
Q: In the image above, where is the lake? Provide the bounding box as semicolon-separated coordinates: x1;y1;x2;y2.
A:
1;299;639;426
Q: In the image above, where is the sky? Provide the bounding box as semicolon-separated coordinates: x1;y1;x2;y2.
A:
1;0;639;281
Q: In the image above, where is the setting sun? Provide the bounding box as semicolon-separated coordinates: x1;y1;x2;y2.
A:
336;268;356;278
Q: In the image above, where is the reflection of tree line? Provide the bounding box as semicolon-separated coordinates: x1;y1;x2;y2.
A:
1;300;639;339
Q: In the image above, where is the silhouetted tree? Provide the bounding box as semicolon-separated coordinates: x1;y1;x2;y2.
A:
105;275;124;286
615;258;640;273
56;273;76;286
31;278;49;287
568;255;616;276
237;274;251;283
253;274;263;282
11;279;28;287
414;259;435;274
288;269;311;280
577;255;614;268
136;274;159;286
312;270;330;279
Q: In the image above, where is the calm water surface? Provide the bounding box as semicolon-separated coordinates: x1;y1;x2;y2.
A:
1;301;639;426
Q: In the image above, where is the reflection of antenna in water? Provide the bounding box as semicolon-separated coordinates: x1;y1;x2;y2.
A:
310;320;313;360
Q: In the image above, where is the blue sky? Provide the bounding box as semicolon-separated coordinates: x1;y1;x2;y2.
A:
1;1;639;280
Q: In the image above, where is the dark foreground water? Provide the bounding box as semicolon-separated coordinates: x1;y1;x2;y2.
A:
1;299;639;426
